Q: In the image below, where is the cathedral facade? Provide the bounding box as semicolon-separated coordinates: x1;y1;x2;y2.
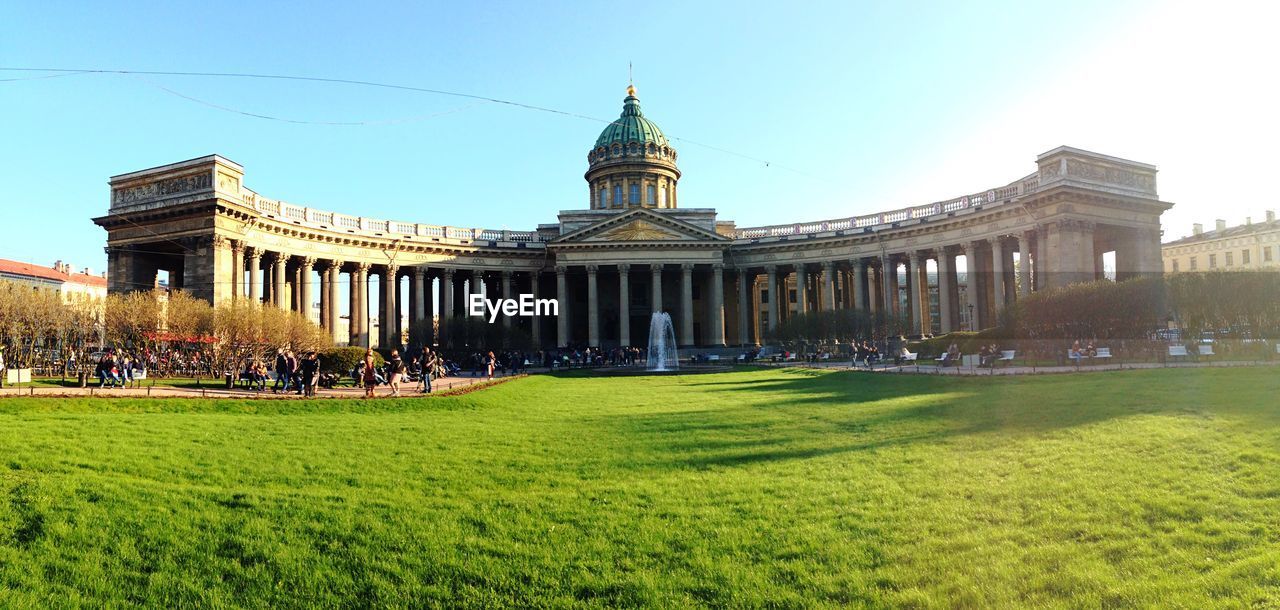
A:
96;87;1172;350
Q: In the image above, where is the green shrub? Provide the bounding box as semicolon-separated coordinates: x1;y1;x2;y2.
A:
321;347;382;375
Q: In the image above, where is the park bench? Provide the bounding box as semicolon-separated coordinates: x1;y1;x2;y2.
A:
1093;347;1113;362
1198;344;1216;359
901;352;918;364
1168;345;1189;361
706;354;721;362
996;350;1016;367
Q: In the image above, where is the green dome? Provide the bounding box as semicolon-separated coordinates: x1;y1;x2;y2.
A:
594;90;669;150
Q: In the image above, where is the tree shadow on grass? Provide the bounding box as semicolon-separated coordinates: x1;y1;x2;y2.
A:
595;367;1280;471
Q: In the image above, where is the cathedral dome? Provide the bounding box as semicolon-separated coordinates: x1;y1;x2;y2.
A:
594;86;670;149
585;85;680;211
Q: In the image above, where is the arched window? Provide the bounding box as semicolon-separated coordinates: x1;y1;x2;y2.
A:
612;185;622;208
629;183;640;205
647;184;657;206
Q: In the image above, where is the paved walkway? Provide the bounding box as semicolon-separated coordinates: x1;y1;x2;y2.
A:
763;359;1280;376
0;373;519;399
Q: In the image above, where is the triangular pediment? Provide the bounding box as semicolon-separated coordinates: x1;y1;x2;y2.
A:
552;208;726;244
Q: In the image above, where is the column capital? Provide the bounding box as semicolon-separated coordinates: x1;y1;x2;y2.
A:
820;261;833;271
555;265;568;274
324;259;345;272
500;268;513;279
355;262;371;272
441;267;454;279
385;263;399;275
712;263;724;272
413;266;426;279
681;263;694;272
618;263;631;275
585;264;599;274
766;264;778;273
246;247;263;261
299;256;316;268
229;239;245;254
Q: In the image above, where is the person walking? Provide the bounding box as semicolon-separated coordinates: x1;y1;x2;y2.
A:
301;352;320;397
272;350;288;393
361;349;378;398
420;347;436;394
387;350;405;396
485;350;496;381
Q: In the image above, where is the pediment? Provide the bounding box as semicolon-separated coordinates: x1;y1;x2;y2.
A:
552;208;726;244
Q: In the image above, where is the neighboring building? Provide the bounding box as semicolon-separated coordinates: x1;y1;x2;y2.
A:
95;85;1172;349
0;258;108;304
1162;212;1280;273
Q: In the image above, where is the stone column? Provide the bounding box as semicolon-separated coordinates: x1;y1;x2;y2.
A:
440;269;454;346
383;265;399;349
908;253;923;335
794;265;808;315
500;270;513;330
884;255;898;316
273;253;288;310
990;238;1006;316
529;271;542;347
299;258;315;322
1034;227;1046;291
356;263;370;347
650;265;663;314
709;264;725;346
319;261;330;328
852;260;865;310
961;243;979;330
766;265;779;333
618;265;630;346
229;241;244;300
348;267;360;346
247;248;262;304
414;268;427;328
915;252;931;335
586;265;599;347
821;262;836;312
680;264;694;346
556;266;569;348
737;270;751;346
1018;232;1032;297
938;248;954;333
328;262;342;343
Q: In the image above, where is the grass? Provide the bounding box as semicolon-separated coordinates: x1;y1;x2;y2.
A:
1;367;1279;608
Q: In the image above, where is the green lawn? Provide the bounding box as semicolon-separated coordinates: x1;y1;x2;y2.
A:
1;367;1278;608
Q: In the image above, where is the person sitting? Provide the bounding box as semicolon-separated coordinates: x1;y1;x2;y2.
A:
1085;341;1098;358
941;343;961;367
978;344;992;368
894;345;911;365
1069;340;1084;366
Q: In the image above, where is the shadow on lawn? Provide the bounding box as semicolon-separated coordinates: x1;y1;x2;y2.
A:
602;367;1276;471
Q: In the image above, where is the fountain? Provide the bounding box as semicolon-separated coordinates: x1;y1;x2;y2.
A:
646;311;679;371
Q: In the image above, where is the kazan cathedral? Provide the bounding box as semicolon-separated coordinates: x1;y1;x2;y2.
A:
96;86;1172;351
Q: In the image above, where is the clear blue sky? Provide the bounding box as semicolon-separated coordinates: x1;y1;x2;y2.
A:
3;0;1275;273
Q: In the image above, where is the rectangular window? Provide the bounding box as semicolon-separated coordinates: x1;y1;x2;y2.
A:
629;183;640;205
647;184;656;205
1172;260;1179;272
1242;249;1250;265
1265;247;1273;262
1190;256;1198;270
598;188;606;208
1209;254;1217;268
612;185;622;208
789;289;797;304
660;186;667;206
761;289;769;304
1225;252;1234;267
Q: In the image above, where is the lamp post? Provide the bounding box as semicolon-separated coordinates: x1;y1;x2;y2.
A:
967;303;975;331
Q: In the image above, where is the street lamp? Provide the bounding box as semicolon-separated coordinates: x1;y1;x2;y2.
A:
967;303;975;331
